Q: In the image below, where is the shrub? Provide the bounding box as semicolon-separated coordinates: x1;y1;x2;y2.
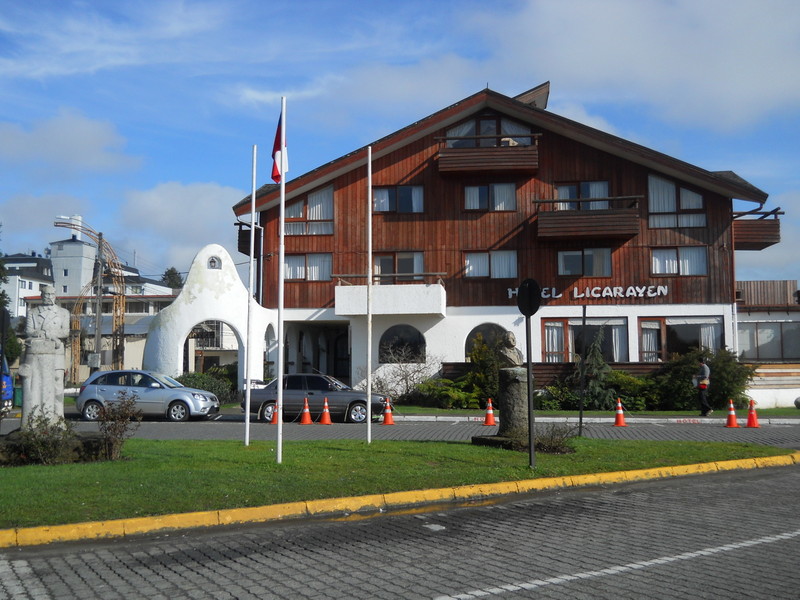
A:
604;370;656;411
539;380;581;411
534;423;578;454
10;409;77;465
462;334;499;408
97;391;142;460
414;377;475;409
177;372;233;405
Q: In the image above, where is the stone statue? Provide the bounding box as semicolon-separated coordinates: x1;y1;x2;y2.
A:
18;285;70;427
496;331;524;367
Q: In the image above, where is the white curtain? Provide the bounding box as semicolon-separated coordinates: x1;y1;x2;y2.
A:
492;183;516;210
678;213;707;227
500;118;531;146
465;186;482;210
285;255;305;280
556;184;577;211
586;248;611;276
544;322;564;362
641;320;660;362
285;201;303;219
284;222;306;235
373;188;391;212
648;175;677;227
652;248;678;274
678;247;707;275
411;186;424;212
586;181;609;210
700;322;720;352
610;325;627;361
680;188;703;209
308;186;333;220
447;121;475;147
490;251;517;278
306;253;332;281
465;252;489;277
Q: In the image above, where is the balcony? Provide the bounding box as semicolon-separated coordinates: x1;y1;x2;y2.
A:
733;209;782;250
436;134;540;175
334;277;446;317
537;197;641;240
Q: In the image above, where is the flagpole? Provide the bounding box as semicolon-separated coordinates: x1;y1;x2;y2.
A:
366;146;373;444
244;144;257;446
276;96;287;464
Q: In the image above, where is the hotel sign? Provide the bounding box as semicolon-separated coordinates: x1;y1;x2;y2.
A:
508;284;670;301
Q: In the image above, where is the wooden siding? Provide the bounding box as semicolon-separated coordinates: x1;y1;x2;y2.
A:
537;208;639;239
258;116;739;309
736;280;797;306
437;145;538;174
733;218;780;250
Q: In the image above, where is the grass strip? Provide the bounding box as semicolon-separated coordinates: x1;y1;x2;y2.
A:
0;438;791;529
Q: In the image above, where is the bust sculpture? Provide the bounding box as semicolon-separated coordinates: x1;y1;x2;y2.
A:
497;330;524;368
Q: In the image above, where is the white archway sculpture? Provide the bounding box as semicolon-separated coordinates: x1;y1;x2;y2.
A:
143;244;272;385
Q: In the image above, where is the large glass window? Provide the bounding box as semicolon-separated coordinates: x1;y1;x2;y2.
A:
465;183;516;211
648;175;707;228
465;250;517;279
558;248;611;277
543;319;629;363
285;185;334;235
446;115;532;148
738;322;800;360
556;181;609;210
374;186;424;213
652;247;707;276
641;317;722;360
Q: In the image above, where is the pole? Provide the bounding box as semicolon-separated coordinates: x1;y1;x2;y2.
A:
276;96;286;464
525;314;535;469
92;232;104;373
244;144;256;446
366;146;373;443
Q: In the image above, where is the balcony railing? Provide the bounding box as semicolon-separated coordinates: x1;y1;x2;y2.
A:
333;273;447;316
436;134;541;174
536;197;641;240
732;208;782;251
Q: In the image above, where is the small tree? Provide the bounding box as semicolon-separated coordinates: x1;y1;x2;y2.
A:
161;266;184;289
568;327;616;410
97;391;142;460
461;334;500;409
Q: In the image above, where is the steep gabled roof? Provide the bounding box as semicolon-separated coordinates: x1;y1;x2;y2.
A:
234;83;767;216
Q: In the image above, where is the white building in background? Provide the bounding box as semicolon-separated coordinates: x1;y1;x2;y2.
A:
0;253;54;318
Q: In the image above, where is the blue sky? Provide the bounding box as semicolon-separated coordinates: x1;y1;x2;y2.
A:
1;0;798;285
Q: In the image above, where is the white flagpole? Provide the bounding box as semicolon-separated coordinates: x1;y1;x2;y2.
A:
366;146;373;444
244;144;257;446
276;96;286;464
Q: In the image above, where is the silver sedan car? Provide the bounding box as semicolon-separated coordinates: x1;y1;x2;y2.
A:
77;369;220;422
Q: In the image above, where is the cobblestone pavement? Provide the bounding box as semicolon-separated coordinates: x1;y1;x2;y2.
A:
1;416;799;599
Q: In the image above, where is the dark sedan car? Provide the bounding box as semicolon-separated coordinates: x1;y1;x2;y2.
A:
242;373;390;423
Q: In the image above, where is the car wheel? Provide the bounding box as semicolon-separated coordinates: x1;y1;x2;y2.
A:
82;400;103;421
259;402;276;423
347;401;367;423
167;401;190;422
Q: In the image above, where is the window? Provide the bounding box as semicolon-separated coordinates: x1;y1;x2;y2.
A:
19;280;25;289
465;251;517;279
543;319;629;363
557;248;611;277
374;186;423;213
285;253;332;281
62;285;68;294
446;115;532;148
648;175;706;228
738;322;800;361
379;324;426;363
556;181;609;210
285;185;334;235
465;183;516;211
465;323;507;357
652;247;707;276
373;252;423;284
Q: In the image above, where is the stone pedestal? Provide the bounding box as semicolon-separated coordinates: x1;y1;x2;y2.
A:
496;367;530;440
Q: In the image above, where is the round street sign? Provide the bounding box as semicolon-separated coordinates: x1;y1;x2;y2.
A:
517;279;541;317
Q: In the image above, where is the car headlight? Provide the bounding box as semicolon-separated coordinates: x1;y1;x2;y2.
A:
192;393;207;402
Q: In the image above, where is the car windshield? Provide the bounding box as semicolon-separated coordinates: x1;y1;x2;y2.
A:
324;376;350;390
151;373;184;388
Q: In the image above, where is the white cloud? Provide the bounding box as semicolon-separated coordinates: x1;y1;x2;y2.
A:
0;193;90;255
117;181;246;276
0;109;139;177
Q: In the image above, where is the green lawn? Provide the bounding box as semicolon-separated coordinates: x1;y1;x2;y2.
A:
0;438;791;529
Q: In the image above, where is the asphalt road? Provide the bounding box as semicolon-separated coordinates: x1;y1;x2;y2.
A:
1;413;799;599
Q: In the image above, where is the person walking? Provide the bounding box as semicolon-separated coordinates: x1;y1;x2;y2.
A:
696;358;712;417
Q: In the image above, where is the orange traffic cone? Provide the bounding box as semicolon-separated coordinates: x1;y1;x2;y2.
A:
483;398;497;426
318;397;332;425
746;399;760;428
270;403;280;424
724;399;740;428
299;397;313;425
614;398;627;427
382;400;395;425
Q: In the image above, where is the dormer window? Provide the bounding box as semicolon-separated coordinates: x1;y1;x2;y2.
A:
446;114;532;148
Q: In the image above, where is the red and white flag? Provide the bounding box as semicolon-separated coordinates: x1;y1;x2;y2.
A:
271;112;287;183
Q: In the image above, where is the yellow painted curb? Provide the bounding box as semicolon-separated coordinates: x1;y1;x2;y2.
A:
1;450;797;549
